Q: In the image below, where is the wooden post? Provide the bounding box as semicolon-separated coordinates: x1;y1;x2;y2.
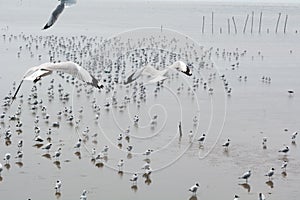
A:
202;16;205;34
258;12;263;34
284;14;288;34
243;14;249;34
251;11;254;34
232;16;237;34
212;12;214;34
275;12;281;34
227;18;230;34
178;121;182;138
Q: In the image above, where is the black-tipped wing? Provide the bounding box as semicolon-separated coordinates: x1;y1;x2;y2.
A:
43;2;65;30
42;61;103;89
12;80;24;102
124;67;146;85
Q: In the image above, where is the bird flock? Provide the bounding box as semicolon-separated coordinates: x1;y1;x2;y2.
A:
0;22;299;200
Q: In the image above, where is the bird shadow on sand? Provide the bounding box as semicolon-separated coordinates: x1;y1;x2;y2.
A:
239;183;251;192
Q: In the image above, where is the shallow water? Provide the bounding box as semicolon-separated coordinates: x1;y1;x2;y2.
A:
0;1;300;200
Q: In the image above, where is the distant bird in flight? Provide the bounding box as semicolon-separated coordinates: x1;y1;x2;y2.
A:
124;61;192;85
12;61;103;102
43;0;77;30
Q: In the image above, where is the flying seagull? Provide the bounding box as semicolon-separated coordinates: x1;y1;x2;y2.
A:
12;61;103;101
124;61;192;85
43;0;77;30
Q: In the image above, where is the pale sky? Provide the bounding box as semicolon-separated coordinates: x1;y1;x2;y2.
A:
142;0;300;3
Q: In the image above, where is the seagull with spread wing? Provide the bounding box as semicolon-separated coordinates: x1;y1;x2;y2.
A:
12;61;103;101
124;60;192;85
43;0;77;30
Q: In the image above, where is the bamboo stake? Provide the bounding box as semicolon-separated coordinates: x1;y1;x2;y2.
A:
275;12;281;34
243;14;249;34
232;16;237;34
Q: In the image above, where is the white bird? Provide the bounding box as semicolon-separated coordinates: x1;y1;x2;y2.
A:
239;170;251;182
12;61;103;101
198;133;206;144
278;145;289;154
130;173;138;185
15;151;23;160
281;161;288;171
3;153;11;164
43;0;77;30
233;194;240;200
42;143;52;152
189;183;200;195
55;180;62;193
265;168;275;179
222;138;230;149
74;138;82;149
53;148;62;160
117;159;124;172
259;192;266;200
0;163;3;176
124;61;192;85
80;189;87;200
292;131;298;142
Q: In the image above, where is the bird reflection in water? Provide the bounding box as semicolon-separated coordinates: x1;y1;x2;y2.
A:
266;180;274;188
4;163;11;170
281;171;287;177
189;195;198;200
15;161;23;168
131;185;138;192
55;192;61;199
74;151;81;159
53;161;61;169
239;183;251;192
42;153;51;159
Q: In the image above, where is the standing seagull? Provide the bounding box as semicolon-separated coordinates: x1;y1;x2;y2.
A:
281;161;288;171
239;170;251;183
278;145;289;154
265;168;275;180
188;183;200;195
80;190;87;200
124;61;192;85
130;173;138;185
55;180;62;193
259;192;266;200
0;163;3;176
43;0;77;30
12;61;103;101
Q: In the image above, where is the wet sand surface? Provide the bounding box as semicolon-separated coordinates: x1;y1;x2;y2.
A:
0;1;300;199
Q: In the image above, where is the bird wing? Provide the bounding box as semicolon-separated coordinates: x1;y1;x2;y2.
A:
62;0;77;7
43;2;65;30
23;68;52;81
145;75;168;85
142;65;162;76
42;61;103;89
123;67;145;85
